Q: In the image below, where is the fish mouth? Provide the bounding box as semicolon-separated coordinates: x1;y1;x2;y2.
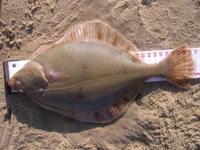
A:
8;77;24;93
8;78;15;88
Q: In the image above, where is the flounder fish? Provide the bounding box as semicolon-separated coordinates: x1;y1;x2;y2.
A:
8;20;194;123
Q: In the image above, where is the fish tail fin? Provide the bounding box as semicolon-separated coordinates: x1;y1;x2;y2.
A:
160;44;194;89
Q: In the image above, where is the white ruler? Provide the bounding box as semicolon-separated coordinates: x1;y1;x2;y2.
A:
7;48;200;82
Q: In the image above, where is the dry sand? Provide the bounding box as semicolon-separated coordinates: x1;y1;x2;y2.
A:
0;0;200;149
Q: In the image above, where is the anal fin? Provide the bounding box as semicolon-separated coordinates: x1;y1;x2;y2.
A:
74;97;133;123
33;96;133;123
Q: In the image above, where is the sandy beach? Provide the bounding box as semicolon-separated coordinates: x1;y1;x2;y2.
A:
0;0;200;149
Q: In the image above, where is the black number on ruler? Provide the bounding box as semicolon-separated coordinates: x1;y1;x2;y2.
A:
194;49;197;54
159;51;163;56
141;53;145;58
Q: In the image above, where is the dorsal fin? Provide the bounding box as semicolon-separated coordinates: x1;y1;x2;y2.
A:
56;20;139;53
56;20;138;52
32;20;140;61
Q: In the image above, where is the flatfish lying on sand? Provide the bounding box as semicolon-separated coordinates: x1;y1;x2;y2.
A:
8;20;194;123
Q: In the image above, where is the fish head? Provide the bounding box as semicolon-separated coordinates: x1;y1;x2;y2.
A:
8;61;48;95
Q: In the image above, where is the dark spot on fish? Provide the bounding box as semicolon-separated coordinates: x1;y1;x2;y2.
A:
82;64;89;69
77;92;84;99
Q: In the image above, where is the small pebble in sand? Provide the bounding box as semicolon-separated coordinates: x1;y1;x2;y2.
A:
26;21;34;34
31;6;40;14
2;28;15;40
20;21;26;30
16;39;22;48
50;5;55;13
0;19;6;26
11;19;16;25
9;40;15;47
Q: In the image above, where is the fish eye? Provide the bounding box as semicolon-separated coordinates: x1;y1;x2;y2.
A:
37;88;44;94
14;80;24;92
18;89;24;93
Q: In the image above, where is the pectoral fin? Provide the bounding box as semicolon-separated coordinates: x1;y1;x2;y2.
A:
46;70;70;82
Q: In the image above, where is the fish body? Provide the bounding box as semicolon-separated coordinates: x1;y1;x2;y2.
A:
8;21;194;123
32;41;157;111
